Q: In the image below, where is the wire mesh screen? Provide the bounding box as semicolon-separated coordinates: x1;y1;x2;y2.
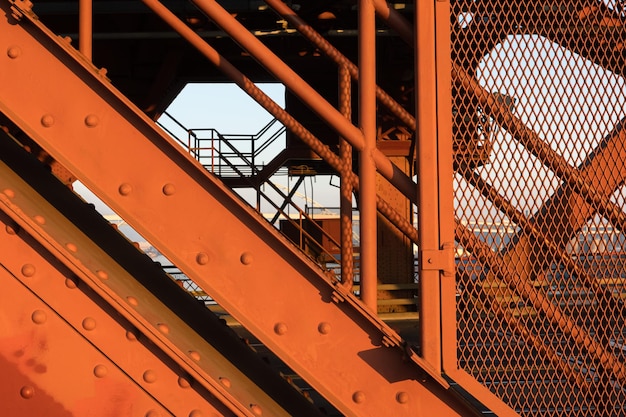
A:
451;1;626;415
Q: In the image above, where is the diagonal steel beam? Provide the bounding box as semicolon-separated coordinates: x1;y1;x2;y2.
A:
0;130;307;417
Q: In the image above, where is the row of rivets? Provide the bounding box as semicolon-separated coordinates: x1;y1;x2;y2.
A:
273;321;332;335
39;113;100;128
14;235;208;417
118;183;179;197
9;170;252;415
270;321;411;404
349;390;408;404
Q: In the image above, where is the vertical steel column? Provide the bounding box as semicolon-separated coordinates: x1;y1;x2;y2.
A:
79;0;92;60
339;66;354;288
433;0;456;371
358;0;377;311
415;0;455;371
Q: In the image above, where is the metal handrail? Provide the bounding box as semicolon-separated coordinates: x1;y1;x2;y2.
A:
157;112;349;274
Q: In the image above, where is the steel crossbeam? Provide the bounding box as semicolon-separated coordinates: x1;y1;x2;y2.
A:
0;2;477;416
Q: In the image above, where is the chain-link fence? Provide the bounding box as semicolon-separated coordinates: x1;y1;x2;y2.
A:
452;1;626;415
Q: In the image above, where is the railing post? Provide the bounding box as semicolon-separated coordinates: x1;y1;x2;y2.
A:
358;0;378;312
79;0;92;60
339;65;354;288
415;0;455;372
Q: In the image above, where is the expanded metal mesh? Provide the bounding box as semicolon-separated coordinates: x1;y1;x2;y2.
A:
452;1;626;415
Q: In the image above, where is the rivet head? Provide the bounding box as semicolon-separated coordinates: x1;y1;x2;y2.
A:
65;277;78;289
274;322;287;335
94;364;107;378
5;223;19;235
41;114;55;127
31;310;47;324
189;351;201;361
352;391;365;404
20;385;34;399
318;322;331;334
188;410;203;417
33;215;46;225
118;183;132;196
126;329;139;341
178;376;192;389
84;114;99;127
145;410;160;417
21;264;36;277
143;370;157;383
196;252;209;265
96;270;109;280
396;391;409;404
127;296;138;306
157;323;169;334
240;252;253;265
65;242;78;252
219;377;231;388
82;317;96;331
3;188;15;198
162;183;176;196
250;404;262;416
7;46;21;59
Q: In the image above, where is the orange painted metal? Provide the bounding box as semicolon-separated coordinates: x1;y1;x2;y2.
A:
0;266;173;417
0;132;306;417
338;65;354;288
358;0;378;312
263;0;416;132
0;3;478;416
1;0;624;415
78;0;91;60
142;0;419;254
415;0;444;371
187;0;418;204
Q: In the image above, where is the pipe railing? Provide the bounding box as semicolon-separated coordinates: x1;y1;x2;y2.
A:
158;112;349;278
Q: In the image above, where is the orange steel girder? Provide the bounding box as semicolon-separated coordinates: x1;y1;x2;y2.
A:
0;131;314;417
0;2;479;416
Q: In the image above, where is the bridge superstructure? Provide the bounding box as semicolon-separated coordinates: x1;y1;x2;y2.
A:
0;1;625;416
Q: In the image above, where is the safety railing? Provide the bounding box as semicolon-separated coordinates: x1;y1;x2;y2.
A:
158;112;286;179
158;111;355;279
